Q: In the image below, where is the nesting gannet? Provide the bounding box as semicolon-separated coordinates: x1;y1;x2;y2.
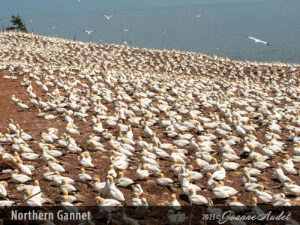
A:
132;184;144;196
117;171;135;187
120;207;139;225
43;167;56;181
250;196;265;217
48;157;65;172
11;169;31;183
212;165;226;181
61;179;77;193
78;168;92;183
167;210;188;225
188;188;208;205
92;178;105;193
107;176;125;202
254;185;272;203
61;190;77;203
0;181;8;197
157;173;174;186
107;164;117;178
284;179;300;195
169;193;181;211
229;196;247;213
212;181;237;199
53;171;74;186
79;153;95;168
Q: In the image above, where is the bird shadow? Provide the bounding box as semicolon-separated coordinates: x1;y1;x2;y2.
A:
179;194;189;203
286;194;298;198
212;198;228;204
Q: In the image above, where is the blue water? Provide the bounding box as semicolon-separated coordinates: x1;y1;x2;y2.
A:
1;0;300;64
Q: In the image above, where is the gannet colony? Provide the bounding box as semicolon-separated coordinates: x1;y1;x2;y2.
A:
0;31;299;224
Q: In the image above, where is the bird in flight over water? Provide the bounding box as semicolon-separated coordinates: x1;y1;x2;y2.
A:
104;15;113;20
195;14;202;18
245;35;272;46
122;40;132;46
83;29;94;35
122;28;129;32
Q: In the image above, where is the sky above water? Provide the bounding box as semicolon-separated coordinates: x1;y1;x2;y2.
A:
1;0;300;64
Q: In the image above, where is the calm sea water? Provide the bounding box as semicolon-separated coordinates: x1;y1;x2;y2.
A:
1;0;300;64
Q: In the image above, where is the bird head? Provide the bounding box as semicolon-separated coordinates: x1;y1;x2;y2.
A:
250;196;257;205
43;167;50;173
231;196;237;202
0;181;8;187
34;180;39;186
107;176;114;183
63;189;68;196
188;188;194;195
188;174;194;182
171;193;177;201
24;188;32;197
17;157;23;164
276;162;281;168
119;171;124;178
259;185;264;191
211;158;218;164
62;179;68;185
142;164;147;169
133;192;140;199
62;195;68;202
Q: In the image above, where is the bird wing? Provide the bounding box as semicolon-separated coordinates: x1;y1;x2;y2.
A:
246;35;272;46
256;39;272;46
257;39;267;44
246;36;258;42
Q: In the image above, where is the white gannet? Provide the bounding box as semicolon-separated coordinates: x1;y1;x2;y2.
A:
245;35;272;46
11;169;31;183
157;173;174;186
188;188;208;205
